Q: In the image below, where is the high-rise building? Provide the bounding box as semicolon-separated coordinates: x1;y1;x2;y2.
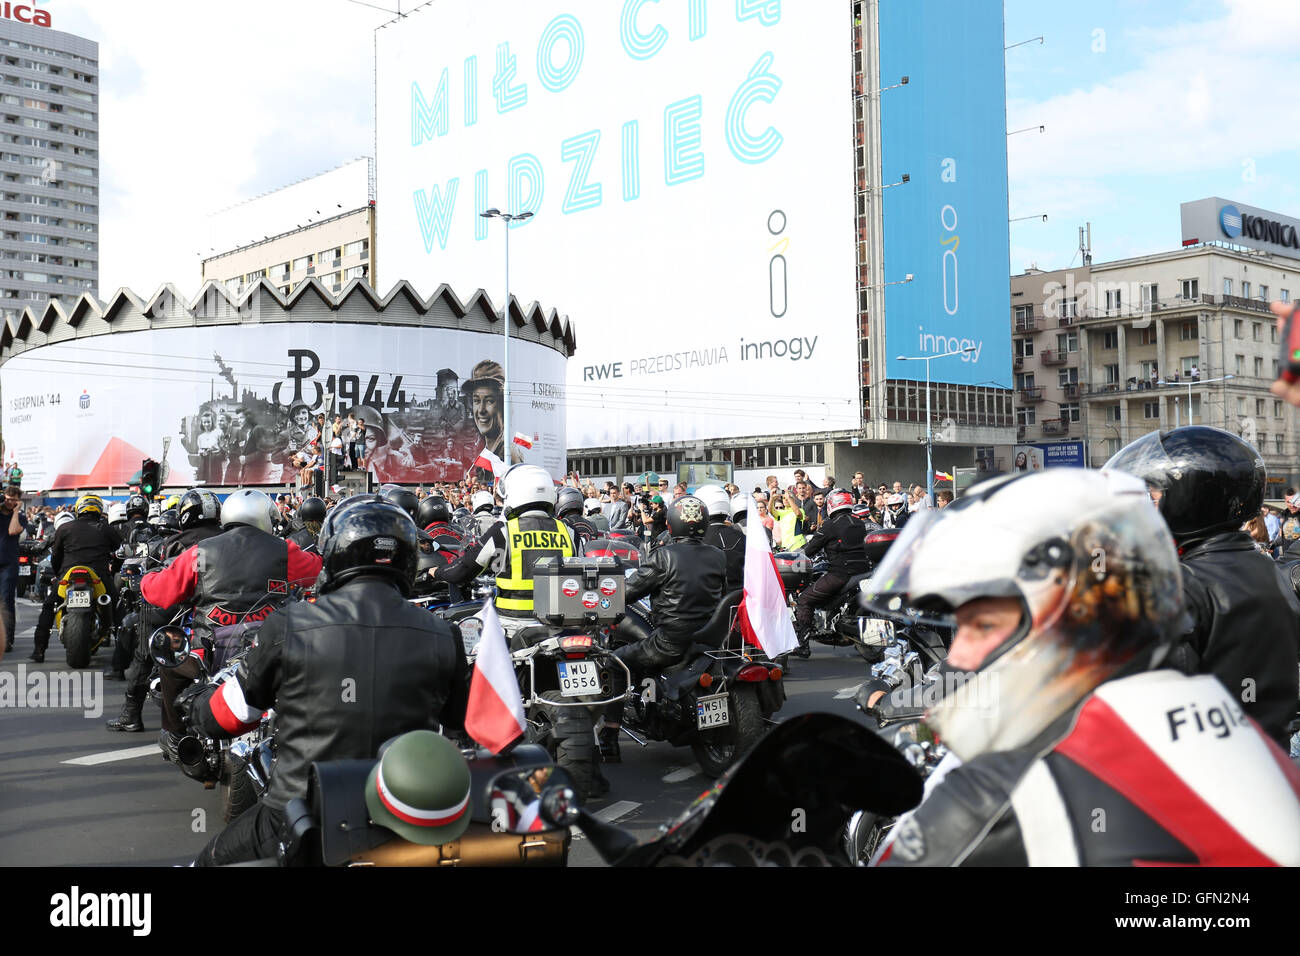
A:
0;10;99;325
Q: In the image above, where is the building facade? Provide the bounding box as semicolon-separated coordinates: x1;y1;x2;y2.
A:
0;13;98;325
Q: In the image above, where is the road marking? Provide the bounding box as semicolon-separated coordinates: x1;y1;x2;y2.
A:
663;766;699;783
570;799;642;842
834;684;864;700
62;744;161;766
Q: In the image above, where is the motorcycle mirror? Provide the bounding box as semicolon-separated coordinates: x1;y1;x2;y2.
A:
149;626;192;669
539;784;580;829
485;766;578;834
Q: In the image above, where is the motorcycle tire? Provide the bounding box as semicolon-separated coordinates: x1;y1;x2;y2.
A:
222;754;260;824
538;691;605;801
691;684;765;778
62;611;93;669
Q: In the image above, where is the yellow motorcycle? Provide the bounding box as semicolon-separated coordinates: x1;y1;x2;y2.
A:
56;565;113;669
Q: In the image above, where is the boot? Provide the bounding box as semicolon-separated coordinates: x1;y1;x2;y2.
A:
30;625;49;663
106;694;145;733
159;729;181;763
598;725;622;764
791;637;811;660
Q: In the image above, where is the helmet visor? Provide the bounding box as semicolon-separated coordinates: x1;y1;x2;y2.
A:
1102;429;1174;503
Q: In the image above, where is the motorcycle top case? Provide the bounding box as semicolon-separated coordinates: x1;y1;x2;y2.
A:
772;552;812;590
532;556;625;626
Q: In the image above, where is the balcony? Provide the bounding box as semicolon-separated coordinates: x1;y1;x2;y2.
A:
1040;348;1067;366
1016;425;1026;440
1062;382;1080;400
1014;354;1023;371
1018;386;1044;403
1057;313;1076;327
1013;316;1042;333
1221;294;1275;314
1042;418;1069;436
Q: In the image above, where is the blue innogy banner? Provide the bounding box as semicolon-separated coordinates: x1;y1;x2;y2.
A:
879;0;1012;387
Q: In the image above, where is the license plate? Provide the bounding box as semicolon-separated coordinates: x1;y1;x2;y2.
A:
557;660;600;697
696;693;730;729
859;617;894;646
66;590;91;608
18;566;31;576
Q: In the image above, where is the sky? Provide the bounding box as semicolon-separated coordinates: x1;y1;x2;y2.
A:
35;0;1300;294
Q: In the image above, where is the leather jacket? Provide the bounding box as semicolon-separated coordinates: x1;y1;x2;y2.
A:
287;526;318;553
191;575;469;812
875;671;1300;866
703;520;746;591
626;537;726;645
563;514;600;550
1176;530;1300;748
802;510;870;577
50;515;121;579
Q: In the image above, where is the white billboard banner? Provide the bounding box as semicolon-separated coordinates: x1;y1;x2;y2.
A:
376;1;859;448
2;324;566;490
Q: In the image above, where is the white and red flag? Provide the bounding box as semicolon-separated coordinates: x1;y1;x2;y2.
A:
474;447;505;476
737;497;800;658
512;432;534;450
464;601;527;754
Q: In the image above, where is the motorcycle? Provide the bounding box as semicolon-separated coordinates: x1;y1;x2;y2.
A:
537;711;923;866
609;588;786;777
16;537;46;600
55;565;114;668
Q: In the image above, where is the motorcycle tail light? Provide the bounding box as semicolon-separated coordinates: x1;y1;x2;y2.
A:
69;571;91;586
698;672;713;689
736;664;769;682
560;635;593;650
18;556;26;564
564;652;588;660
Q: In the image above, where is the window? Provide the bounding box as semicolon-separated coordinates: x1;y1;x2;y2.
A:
1277;435;1285;455
1015;372;1036;390
1104;363;1120;384
1180;278;1198;300
1105;288;1122;312
1224;277;1233;296
1106;404;1122;422
1242;281;1251;298
1061;297;1077;319
1058;367;1078;386
1272;324;1279;343
1140;360;1158;381
1143;401;1159;419
344;264;366;280
344;238;368;256
1259;285;1268;301
1283;289;1291;303
1100;330;1118;350
1014;304;1033;321
292;256;310;271
1136;327;1156;346
1142;283;1158;310
1237;396;1246;416
1255;398;1266;416
1236;354;1245;375
1015;338;1034;357
1181;356;1198;377
1234;319;1244;337
1254;322;1262;341
1061;403;1080;423
1016;408;1036;426
1276;400;1284;418
1255;356;1263;377
1056;331;1078;352
319;247;339;263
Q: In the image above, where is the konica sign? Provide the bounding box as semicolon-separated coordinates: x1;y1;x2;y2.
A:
1182;197;1300;255
878;0;1012;387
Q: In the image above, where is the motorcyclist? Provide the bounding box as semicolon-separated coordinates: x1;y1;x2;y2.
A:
556;487;599;551
584;497;610;534
598;495;726;762
286;496;326;554
417;495;463;548
107;502;129;534
380;484;419;524
181;496;470;866
470;490;497;537
695;485;745;592
431;464;573;626
864;468;1300;866
107;488;225;733
30;494;122;664
120;494;160;554
791;488;869;660
1106;425;1300;748
107;495;165;680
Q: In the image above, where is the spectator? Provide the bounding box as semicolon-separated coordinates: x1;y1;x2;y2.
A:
1244;515;1271;555
671;482;687;500
936;490;954;509
813;491;827;523
910;483;932;511
608;483;632;530
1262;505;1283;558
770;491;806;551
6;461;22;488
765;475;780;498
753;497;775;547
0;485;27;656
657;476;672;498
1281;489;1300;551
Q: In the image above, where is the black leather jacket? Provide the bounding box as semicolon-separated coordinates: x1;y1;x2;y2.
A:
191;575;469;812
1175;530;1300;748
703;520;746;591
626;537;726;645
802;510;870;576
50;515;121;579
287;526;318;553
563;514;600;550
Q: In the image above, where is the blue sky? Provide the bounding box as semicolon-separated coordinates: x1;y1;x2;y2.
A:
1003;0;1300;274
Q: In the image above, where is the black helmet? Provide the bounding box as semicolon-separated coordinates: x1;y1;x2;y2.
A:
178;489;221;530
158;508;181;533
317;496;420;596
297;496;327;524
1105;425;1265;542
380;485;419;521
125;494;150;522
555;487;584;518
417;495;452;528
665;495;709;540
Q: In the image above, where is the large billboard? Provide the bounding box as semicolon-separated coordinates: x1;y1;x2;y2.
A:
1181;197;1300;257
2;324;566;489
376;1;859;448
879;0;1012;387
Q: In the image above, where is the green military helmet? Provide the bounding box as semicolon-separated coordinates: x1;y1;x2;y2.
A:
364;730;473;845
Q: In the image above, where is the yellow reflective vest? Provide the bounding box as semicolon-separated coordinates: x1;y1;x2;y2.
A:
495;514;574;616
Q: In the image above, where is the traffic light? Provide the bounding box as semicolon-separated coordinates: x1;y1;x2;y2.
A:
141;458;160;497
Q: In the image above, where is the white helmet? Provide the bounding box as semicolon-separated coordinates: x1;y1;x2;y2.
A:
107;502;128;524
582;498;602;517
220;488;276;534
499;464;555;517
694;484;730;521
471;490;495;514
730;492;753;523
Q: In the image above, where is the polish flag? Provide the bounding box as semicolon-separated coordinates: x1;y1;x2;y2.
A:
474;447;505;476
737;497;800;658
464;601;527;754
512;432;534;450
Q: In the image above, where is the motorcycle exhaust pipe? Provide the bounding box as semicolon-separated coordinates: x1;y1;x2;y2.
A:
176;736;211;782
97;592;113;607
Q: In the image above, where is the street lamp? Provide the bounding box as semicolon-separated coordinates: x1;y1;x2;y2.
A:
896;347;977;506
479;207;533;468
1156;374;1233;427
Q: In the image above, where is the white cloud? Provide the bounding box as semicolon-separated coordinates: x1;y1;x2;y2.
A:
50;0;385;297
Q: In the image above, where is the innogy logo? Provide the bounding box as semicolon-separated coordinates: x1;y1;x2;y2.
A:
1220;204;1242;238
78;390;90;409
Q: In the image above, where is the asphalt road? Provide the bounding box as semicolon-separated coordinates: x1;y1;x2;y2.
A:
0;597;875;867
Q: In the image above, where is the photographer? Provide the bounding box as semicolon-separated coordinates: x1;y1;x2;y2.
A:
0;485;28;658
636;493;668;545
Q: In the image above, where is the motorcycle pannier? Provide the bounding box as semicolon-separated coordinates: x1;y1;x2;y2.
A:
532;556;625;626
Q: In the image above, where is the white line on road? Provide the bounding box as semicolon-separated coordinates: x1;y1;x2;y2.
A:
61;744;161;766
570;799;642;841
833;684;864;700
663;766;700;783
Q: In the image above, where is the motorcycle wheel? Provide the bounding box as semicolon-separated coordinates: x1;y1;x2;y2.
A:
536;690;604;801
690;684;764;778
63;611;93;669
843;810;890;864
222;754;260;824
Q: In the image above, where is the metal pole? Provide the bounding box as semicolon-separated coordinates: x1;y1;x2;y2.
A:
502;221;510;468
925;358;933;505
1187;381;1194;425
